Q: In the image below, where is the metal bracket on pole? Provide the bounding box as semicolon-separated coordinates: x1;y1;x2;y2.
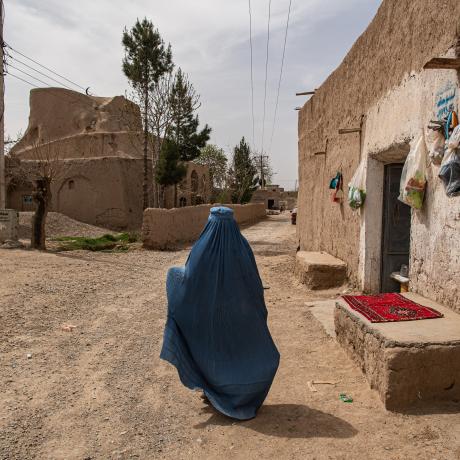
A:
296;91;316;96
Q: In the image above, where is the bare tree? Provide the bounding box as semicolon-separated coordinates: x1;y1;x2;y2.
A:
147;72;175;207
28;140;66;250
4;132;22;155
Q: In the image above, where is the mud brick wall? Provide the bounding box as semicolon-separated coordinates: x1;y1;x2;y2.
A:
297;0;460;308
142;203;266;249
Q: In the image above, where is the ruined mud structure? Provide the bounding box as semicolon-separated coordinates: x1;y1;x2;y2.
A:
297;0;460;311
7;88;210;230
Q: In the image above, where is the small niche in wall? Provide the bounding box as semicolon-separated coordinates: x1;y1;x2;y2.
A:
68;180;75;190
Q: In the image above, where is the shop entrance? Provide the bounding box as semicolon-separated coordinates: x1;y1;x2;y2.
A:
267;199;275;209
380;164;411;292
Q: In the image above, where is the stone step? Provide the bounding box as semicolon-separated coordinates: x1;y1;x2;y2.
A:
295;251;347;289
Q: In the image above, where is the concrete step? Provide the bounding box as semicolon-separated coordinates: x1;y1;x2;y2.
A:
295;251;347;289
305;300;337;338
335;292;460;411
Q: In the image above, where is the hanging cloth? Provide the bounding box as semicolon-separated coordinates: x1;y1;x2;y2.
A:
160;207;280;420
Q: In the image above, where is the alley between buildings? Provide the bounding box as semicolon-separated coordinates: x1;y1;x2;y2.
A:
1;214;459;459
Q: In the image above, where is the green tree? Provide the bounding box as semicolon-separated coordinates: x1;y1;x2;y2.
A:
155;139;187;207
122;18;173;210
195;144;228;200
167;69;211;162
229;137;258;204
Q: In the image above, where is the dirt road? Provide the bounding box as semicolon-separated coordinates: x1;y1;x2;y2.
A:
1;214;459;459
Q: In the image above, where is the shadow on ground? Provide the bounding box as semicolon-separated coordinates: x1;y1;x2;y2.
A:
398;400;460;416
194;403;358;439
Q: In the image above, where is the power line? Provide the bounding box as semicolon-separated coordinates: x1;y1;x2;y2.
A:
5;71;39;88
268;0;292;154
248;0;255;149
6;62;57;89
5;67;87;106
7;53;75;91
260;0;272;156
5;43;87;92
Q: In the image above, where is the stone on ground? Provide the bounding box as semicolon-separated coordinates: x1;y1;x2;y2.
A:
295;251;346;289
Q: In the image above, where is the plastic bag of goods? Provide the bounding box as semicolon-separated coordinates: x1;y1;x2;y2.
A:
439;146;460;197
348;160;366;209
447;125;460;150
425;128;445;165
398;135;427;209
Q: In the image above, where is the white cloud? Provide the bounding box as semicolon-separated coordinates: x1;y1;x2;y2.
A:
5;0;381;189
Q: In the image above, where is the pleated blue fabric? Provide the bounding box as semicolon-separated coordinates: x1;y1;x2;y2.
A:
160;206;280;420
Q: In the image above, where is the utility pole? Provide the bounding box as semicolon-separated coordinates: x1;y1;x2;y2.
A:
0;0;4;209
259;153;268;189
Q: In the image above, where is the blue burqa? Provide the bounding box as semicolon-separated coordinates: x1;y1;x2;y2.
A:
160;206;280;420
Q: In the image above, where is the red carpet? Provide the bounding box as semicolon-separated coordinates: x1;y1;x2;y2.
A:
341;293;443;323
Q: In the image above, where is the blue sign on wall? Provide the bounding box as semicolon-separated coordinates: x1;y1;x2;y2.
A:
435;81;458;120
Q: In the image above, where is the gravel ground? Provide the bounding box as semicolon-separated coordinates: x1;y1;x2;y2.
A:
18;212;115;240
1;214;459;459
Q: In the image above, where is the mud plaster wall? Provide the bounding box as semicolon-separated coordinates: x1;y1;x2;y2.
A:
250;189;282;209
362;65;460;311
8;158;210;231
297;0;460;292
10;158;144;230
13;132;144;161
142;204;266;249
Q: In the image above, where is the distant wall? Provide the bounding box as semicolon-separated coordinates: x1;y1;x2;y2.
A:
163;162;211;209
142;203;266;249
7;157;144;231
7;158;212;231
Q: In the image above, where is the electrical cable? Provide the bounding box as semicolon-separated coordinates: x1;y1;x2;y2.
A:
260;0;272;156
6;66;87;106
7;62;58;89
268;0;292;154
5;71;39;88
5;42;87;91
248;0;255;149
7;53;75;90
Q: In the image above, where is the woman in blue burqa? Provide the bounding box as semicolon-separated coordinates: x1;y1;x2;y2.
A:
160;206;280;420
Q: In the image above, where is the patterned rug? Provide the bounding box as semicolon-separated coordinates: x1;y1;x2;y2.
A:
341;293;443;323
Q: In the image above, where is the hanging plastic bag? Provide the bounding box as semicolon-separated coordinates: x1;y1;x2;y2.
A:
348;161;366;209
439;147;460;197
447;125;460;150
425;128;445;165
398;135;427;209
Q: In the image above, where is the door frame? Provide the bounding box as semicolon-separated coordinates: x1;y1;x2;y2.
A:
358;143;411;293
379;163;410;293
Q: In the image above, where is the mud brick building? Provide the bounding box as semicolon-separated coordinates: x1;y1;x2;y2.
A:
7;88;210;230
297;0;460;311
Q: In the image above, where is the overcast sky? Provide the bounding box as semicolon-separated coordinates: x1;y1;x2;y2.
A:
5;0;381;190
